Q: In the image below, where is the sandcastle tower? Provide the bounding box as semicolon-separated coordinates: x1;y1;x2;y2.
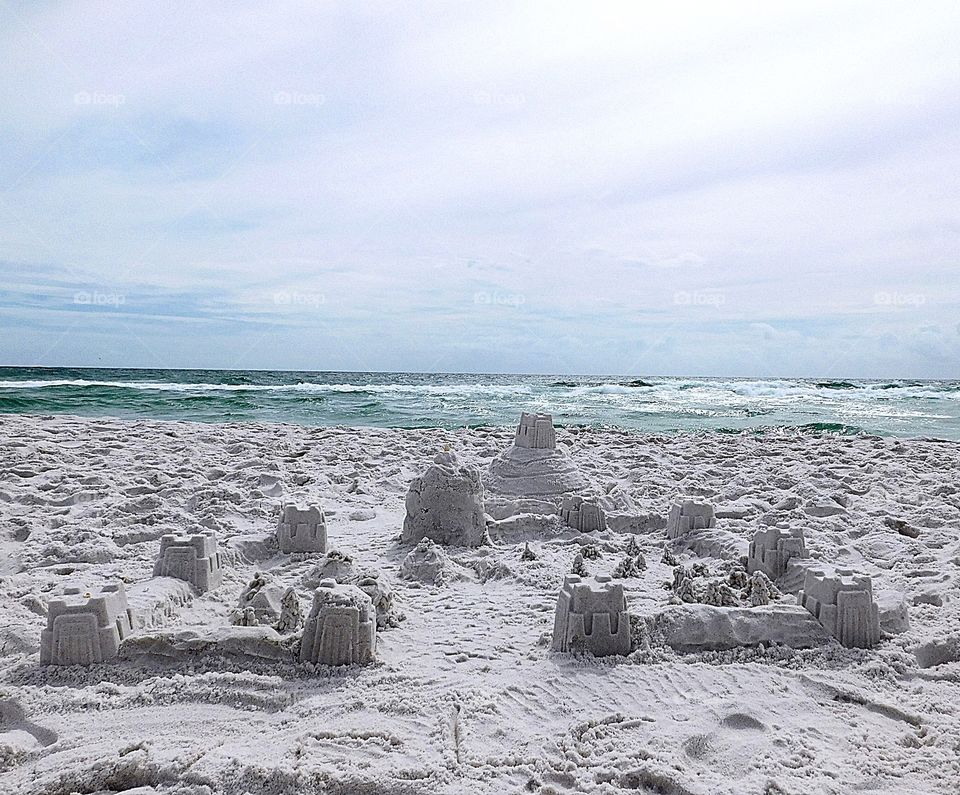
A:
514;412;557;449
552;574;631;657
747;524;807;580
300;579;376;666
40;583;135;665
153;531;223;593
277;502;327;554
487;412;588;497
402;450;486;546
560;495;607;533
666;498;716;540
798;567;880;648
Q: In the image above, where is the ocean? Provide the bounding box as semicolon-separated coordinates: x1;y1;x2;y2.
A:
0;367;958;439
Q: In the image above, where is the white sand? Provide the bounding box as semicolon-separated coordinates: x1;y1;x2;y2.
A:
0;414;958;794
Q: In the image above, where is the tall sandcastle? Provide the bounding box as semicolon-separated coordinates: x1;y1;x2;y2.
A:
402;450;486;546
486;412;588;497
300;579;376;666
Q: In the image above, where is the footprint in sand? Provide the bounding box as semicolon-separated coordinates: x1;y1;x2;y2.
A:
0;698;58;750
683;711;767;771
720;712;767;732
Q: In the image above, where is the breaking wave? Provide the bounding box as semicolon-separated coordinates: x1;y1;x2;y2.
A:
0;368;957;438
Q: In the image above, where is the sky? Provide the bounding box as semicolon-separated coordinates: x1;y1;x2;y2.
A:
1;0;959;378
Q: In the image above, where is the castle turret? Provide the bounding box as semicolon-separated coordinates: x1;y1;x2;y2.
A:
153;531;223;593
560;495;607;533
747;524;807;580
277;502;327;554
514;412;557;450
40;583;135;665
665;498;716;540
552;574;631;657
798;567;880;648
300;579;376;666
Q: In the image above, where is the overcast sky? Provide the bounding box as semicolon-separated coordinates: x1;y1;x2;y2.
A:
1;1;958;377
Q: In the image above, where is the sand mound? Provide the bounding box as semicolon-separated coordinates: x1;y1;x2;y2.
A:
233;572;283;625
301;550;356;586
402;451;485;546
486;445;589;496
399;537;467;584
356;570;403;629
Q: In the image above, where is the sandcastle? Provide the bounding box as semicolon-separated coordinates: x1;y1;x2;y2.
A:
153;531;223;593
40;583;136;665
402;450;486;546
666;498;717;539
798;567;881;648
514;412;557;449
560;495;607;533
747;524;807;580
277;502;327;554
552;574;631;657
487;412;588;496
663;497;745;559
300;579;376;666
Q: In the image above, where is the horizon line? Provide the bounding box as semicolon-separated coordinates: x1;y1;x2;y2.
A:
0;364;952;383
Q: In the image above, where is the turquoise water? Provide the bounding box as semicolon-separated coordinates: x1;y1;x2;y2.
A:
1;367;958;439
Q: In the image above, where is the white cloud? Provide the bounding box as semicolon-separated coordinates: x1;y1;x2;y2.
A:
0;0;958;376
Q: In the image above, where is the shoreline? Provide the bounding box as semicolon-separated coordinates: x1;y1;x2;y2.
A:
4;410;958;443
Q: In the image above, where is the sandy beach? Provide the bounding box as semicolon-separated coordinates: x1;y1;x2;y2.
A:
1;413;958;794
